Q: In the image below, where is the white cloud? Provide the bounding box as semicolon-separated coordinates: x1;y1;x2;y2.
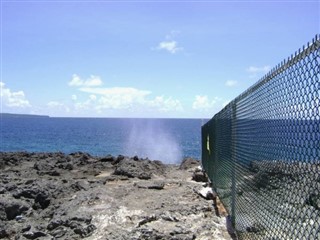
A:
246;65;271;74
68;74;183;115
148;96;183;112
192;95;226;118
0;82;31;108
225;80;238;87
156;41;183;54
72;86;182;113
68;74;103;87
155;31;183;54
78;87;151;110
89;94;97;101
74;97;96;111
79;87;151;97
192;95;218;111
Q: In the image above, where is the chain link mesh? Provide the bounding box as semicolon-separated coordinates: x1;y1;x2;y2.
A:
202;35;320;239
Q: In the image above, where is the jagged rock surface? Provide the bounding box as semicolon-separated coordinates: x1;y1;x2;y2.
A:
0;152;231;240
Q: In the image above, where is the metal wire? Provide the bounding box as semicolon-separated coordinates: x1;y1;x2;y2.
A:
202;35;320;239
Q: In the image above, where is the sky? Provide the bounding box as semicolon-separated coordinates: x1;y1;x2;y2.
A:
0;0;319;118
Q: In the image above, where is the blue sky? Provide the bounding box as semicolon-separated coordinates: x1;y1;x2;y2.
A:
1;0;319;118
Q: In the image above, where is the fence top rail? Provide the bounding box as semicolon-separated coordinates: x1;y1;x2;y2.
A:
212;34;320;119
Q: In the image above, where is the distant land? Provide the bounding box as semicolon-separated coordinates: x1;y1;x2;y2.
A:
0;113;50;118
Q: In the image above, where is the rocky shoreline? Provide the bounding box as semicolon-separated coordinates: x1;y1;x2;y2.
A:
0;152;232;240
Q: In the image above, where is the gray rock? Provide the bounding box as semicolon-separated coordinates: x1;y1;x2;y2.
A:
50;226;67;238
22;225;32;232
0;199;29;220
13;187;41;199
73;224;96;237
179;158;199;170
192;171;208;182
0;152;232;240
0;223;8;239
113;158;165;179
34;161;54;172
135;181;165;190
33;191;51;210
47;219;65;230
99;155;114;162
23;231;47;239
0;187;6;194
71;180;90;191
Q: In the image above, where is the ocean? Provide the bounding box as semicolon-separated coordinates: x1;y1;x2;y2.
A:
0;117;207;164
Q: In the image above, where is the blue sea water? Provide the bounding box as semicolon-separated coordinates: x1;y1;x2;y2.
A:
0;117;207;163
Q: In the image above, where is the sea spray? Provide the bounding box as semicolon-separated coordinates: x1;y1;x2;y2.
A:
125;119;182;164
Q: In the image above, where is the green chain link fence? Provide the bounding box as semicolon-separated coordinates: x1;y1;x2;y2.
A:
202;35;320;239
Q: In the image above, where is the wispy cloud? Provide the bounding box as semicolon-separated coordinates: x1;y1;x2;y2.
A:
154;31;183;54
156;41;183;54
148;96;183;112
225;80;238;87
78;87;183;112
79;87;150;110
0;82;31;108
192;95;222;111
192;95;212;110
68;74;103;87
247;65;271;74
78;87;151;98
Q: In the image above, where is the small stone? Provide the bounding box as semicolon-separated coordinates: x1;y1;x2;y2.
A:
50;226;67;238
71;180;90;191
135;182;165;190
179;158;200;170
195;186;215;200
70;213;92;224
112;155;125;165
15;215;24;222
47;219;64;230
0;228;8;239
22;225;31;232
25;179;34;185
192;171;208;182
100;155;114;162
33;191;51;209
2;201;29;220
161;212;179;222
73;224;96;237
23;231;47;239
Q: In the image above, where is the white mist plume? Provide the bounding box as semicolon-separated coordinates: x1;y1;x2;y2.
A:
125;120;182;164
